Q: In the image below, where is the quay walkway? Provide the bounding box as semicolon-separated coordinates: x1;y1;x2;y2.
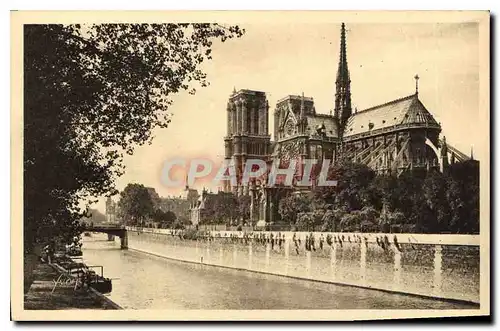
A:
24;258;121;310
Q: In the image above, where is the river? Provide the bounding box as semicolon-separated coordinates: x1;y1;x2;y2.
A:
81;234;477;310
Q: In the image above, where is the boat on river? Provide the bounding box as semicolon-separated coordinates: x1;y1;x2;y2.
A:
56;257;113;294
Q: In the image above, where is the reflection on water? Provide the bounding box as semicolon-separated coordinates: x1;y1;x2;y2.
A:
81;235;477;310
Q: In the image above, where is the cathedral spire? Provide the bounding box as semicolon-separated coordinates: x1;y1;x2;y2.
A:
334;23;352;133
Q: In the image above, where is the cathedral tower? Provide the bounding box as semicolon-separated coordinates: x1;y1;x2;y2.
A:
334;23;352;135
223;89;271;195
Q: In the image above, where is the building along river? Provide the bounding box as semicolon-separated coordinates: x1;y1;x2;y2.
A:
81;234;477;310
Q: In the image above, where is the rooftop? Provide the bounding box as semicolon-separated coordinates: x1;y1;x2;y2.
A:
230;89;266;98
276;94;314;104
344;94;440;137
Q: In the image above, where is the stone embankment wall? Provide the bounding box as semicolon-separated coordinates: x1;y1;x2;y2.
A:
126;227;480;304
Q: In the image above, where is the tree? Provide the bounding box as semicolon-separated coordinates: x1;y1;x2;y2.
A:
24;23;244;251
177;214;191;227
278;193;312;227
448;160;479;233
379;210;405;233
172;219;186;230
296;212;315;231
213;192;238;224
147;188;162;209
320;208;346;232
237;195;251;224
198;191;238;225
151;209;177;228
359;206;379;232
368;174;399;211
394;171;425;221
165;211;178;225
422;170;451;233
313;161;376;212
446;177;466;233
117;184;155;225
340;211;362;232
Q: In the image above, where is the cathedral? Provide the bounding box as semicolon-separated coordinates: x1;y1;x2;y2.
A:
216;23;471;227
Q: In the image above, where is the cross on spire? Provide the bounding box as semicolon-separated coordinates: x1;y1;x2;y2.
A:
414;74;420;95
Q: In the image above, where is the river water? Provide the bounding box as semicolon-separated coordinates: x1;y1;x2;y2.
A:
81;234;476;310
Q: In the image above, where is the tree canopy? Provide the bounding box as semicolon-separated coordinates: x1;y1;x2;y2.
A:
24;23;244;251
117;184;154;225
278;192;312;227
151;209;177;228
276;161;480;234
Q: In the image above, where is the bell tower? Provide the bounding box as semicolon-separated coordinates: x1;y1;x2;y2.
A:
223;89;271;195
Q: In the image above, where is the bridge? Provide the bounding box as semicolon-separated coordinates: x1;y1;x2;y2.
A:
82;223;128;249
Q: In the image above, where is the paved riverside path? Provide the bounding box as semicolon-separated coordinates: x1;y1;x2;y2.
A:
24;260;120;310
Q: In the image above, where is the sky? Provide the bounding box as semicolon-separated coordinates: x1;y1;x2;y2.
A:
92;22;482;213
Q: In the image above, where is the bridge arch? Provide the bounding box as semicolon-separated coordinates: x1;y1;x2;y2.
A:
82;223;128;249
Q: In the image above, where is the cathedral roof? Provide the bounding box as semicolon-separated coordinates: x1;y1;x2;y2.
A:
343;94;440;138
306;114;339;138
